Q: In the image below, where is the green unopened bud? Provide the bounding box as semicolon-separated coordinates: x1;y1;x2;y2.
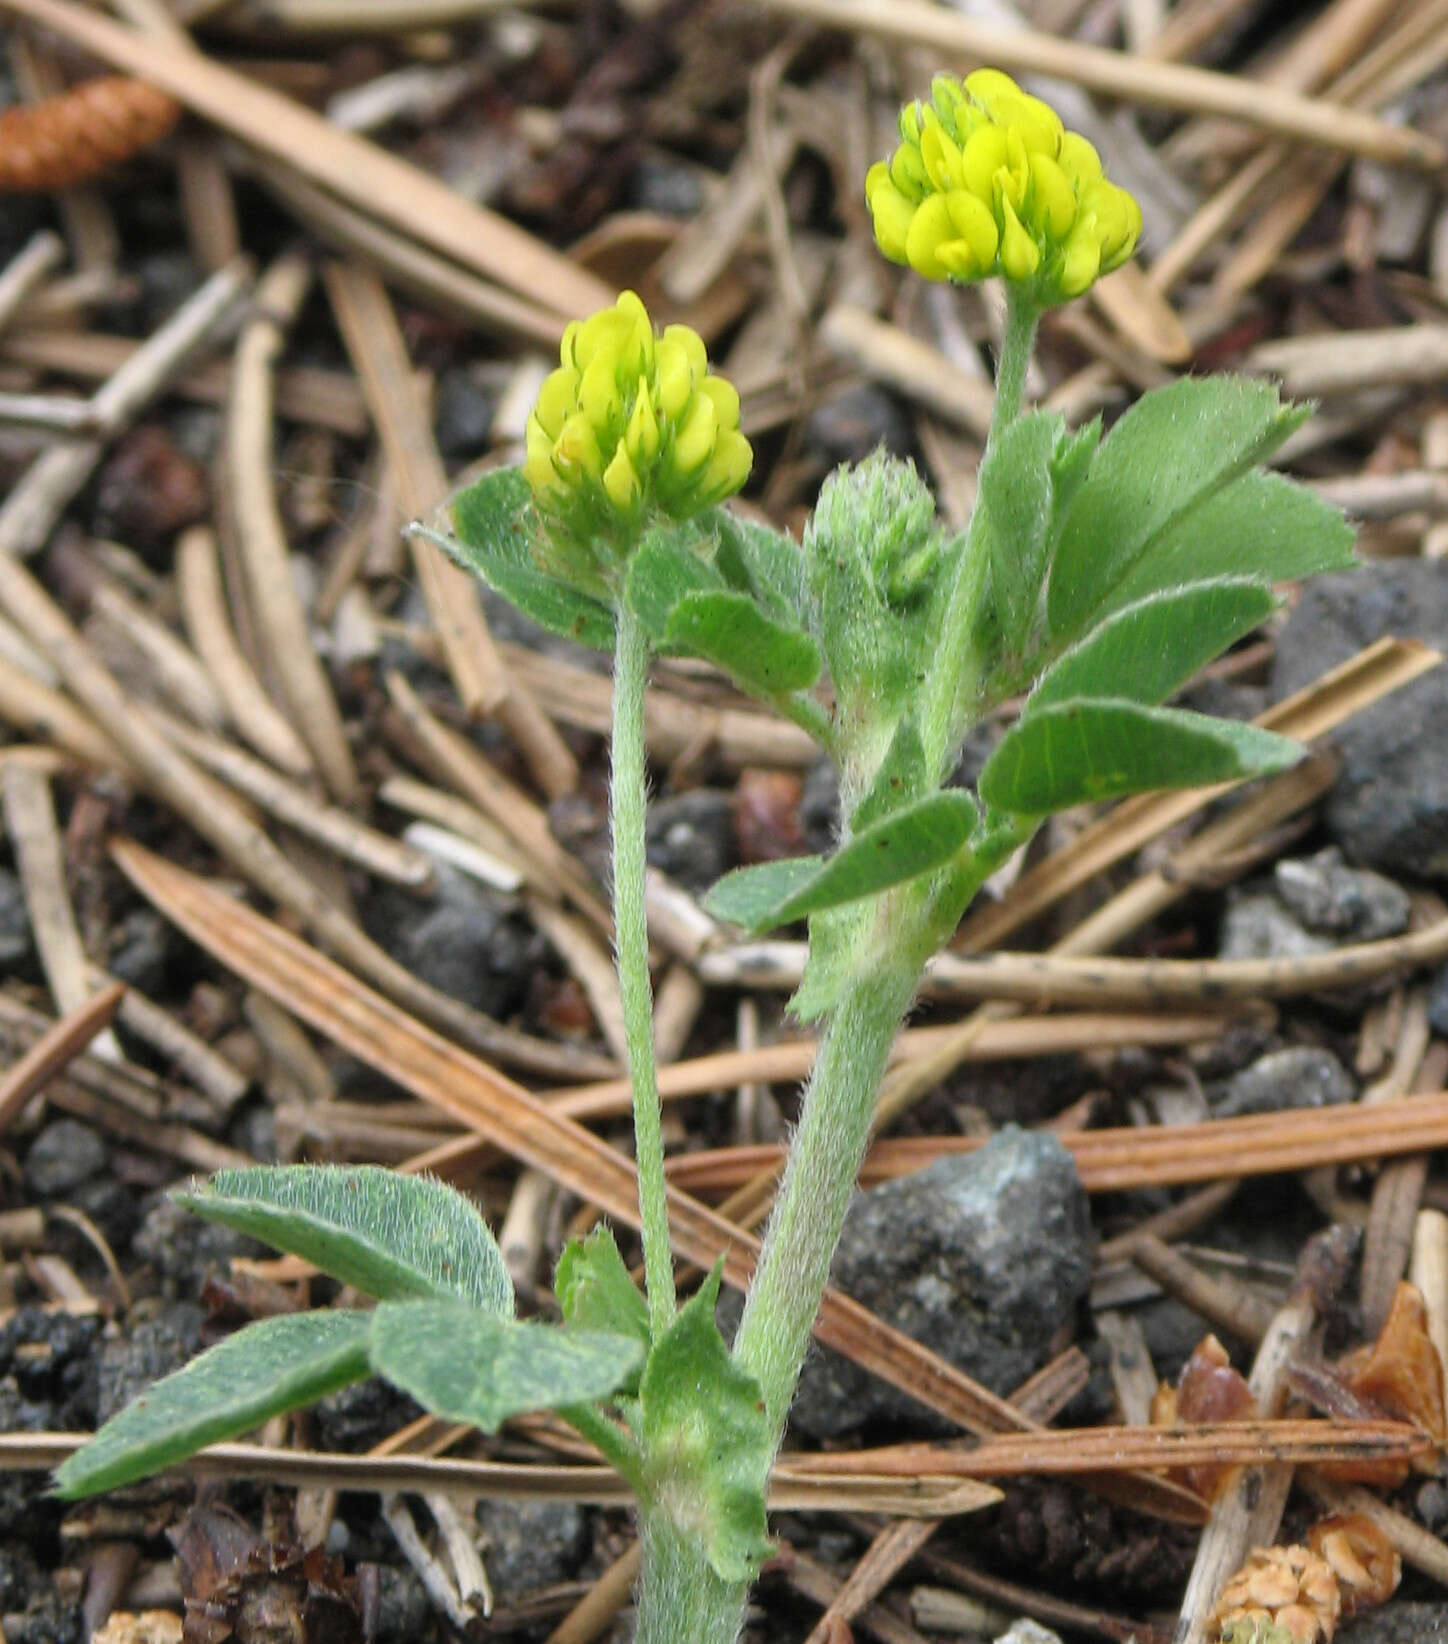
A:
1218;1623;1298;1644
866;67;1142;305
522;291;753;580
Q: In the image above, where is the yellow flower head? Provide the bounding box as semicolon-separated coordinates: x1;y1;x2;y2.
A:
524;291;752;558
866;70;1142;303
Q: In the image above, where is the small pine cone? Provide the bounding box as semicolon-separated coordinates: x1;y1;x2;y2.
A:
1211;1544;1341;1643
1308;1515;1400;1618
0;76;181;192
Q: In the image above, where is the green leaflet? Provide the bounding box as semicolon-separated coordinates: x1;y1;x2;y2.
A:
623;527;726;641
978;699;1302;816
429;467;615;649
180;1165;513;1316
974;410;1067;653
1107;468;1356;614
369;1303;644;1433
54;1312;371;1499
1029;580;1279;712
703;791;975;934
555;1226;651;1355
663;592;822;696
1046;378;1308;643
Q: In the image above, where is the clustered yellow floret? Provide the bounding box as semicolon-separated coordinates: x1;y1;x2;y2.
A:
525;291;752;544
866;69;1142;302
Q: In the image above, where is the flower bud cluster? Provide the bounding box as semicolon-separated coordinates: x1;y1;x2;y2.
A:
866;69;1142;303
524;291;752;560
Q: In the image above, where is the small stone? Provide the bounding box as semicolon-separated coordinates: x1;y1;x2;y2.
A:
314;1378;422;1453
433;368;495;460
994;1622;1064;1644
364;867;532;1021
1337;1603;1448;1642
645;790;736;894
64;1177;139;1256
370;1566;433;1644
134;1197;263;1301
1270;561;1448;878
1218;890;1334;963
1213;1046;1356;1119
1273;848;1410;940
799;757;841;854
92;425;209;557
0;1543;37;1611
23;1120;107;1199
788;1127;1093;1437
474;1500;590;1604
108;908;175;995
96;1305;204;1424
1416;1476;1448;1533
0;867;33;969
6;1589;83;1644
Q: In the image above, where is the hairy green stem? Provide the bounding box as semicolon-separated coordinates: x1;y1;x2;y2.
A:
610;601;676;1340
731;942;919;1432
989;288;1039;443
560;1402;642;1491
918;287;1041;775
634;1507;749;1644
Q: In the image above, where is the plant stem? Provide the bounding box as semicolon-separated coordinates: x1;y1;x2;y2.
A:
634;1506;749;1644
610;600;675;1341
918;286;1041;774
989;287;1039;447
560;1403;642;1491
731;943;919;1432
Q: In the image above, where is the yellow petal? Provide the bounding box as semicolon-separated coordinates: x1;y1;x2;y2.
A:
962;68;1021;118
560;318;581;371
960;124;1011;202
602;443;641;514
625;377;661;466
889;142;930;198
671;391;717;475
533;366;579;439
903;191;954;281
869;178;915;264
919;105;963;191
615;288;655;381
654;337;694;420
996;127;1030;211
998;195;1040;282
898;101;923;146
578;350;624;434
524;415;560;497
965;69;1061;157
698;374;741;432
944;189;999;272
1055;215;1102;299
1006;90;1063;157
1092;183;1143;269
662;323;707;382
1057;131;1103;190
1028;151;1077;240
695;428;753;506
553;412;603;481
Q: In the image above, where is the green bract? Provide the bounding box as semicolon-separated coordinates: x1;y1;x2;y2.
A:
866;69;1142;302
524;290;752;578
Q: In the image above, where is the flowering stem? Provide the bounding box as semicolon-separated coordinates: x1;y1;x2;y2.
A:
918;285;1041;776
989;288;1039;447
610;600;676;1341
732;933;919;1431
